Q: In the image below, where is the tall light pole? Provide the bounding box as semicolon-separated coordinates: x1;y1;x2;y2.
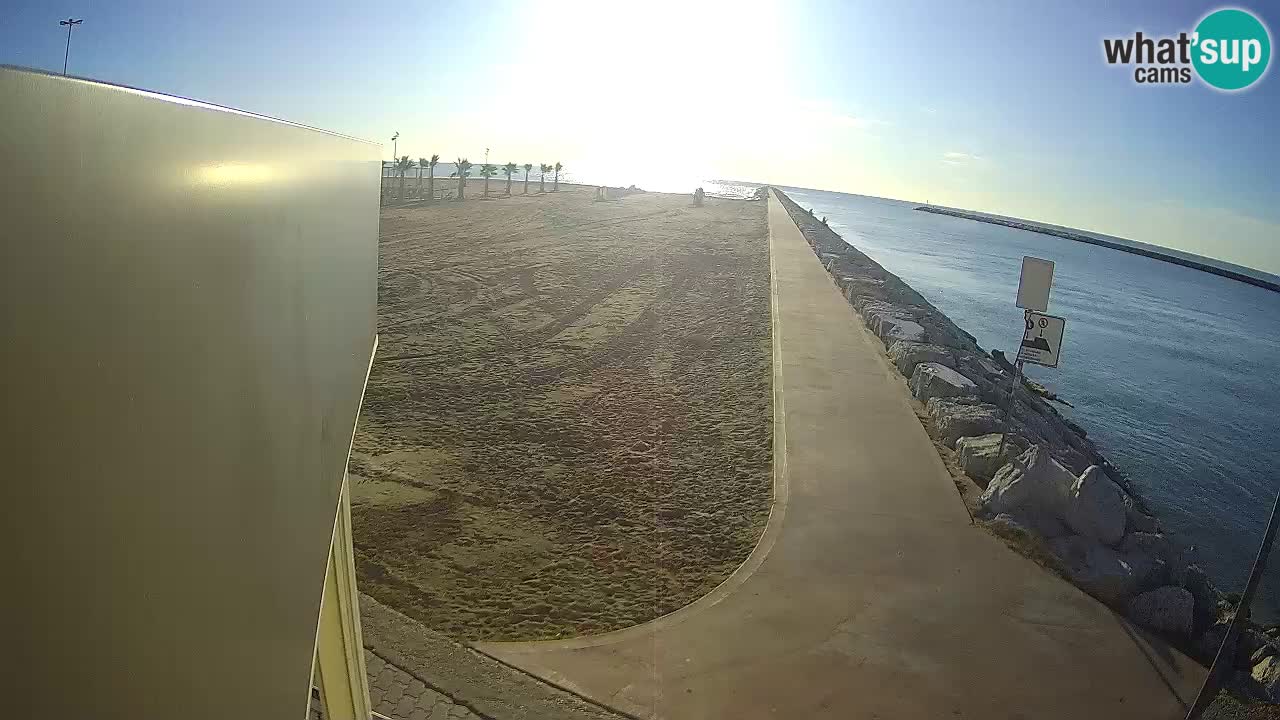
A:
391;132;399;162
59;18;83;76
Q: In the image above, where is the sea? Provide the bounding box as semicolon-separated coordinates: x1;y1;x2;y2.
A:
779;186;1280;621
385;162;1280;616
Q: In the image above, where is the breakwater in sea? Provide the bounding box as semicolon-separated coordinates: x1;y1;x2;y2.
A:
773;188;1280;695
915;205;1280;293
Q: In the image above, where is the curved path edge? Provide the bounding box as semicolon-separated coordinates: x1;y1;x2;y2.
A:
472;197;790;653
473;190;1204;720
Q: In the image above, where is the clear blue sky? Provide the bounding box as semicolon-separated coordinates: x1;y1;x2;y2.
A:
4;0;1277;273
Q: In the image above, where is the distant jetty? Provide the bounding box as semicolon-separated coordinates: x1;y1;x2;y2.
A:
915;205;1280;293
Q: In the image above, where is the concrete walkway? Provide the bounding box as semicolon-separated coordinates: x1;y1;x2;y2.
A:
474;191;1204;719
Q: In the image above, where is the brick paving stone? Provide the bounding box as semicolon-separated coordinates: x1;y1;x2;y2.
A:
364;652;479;720
416;688;444;711
448;705;477;720
373;695;397;718
307;650;489;720
375;666;396;691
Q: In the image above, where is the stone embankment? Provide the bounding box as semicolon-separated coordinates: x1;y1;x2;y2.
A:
774;189;1280;702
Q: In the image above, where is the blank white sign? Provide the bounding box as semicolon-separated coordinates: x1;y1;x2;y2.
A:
1016;256;1054;312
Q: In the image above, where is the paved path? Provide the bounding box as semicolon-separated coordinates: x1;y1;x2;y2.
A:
359;593;628;720
367;650;480;720
474;191;1205;719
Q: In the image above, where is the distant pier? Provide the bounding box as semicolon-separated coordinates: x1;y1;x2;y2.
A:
915;205;1280;293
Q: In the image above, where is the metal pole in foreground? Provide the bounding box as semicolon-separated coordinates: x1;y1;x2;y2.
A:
60;18;83;76
1185;489;1280;719
996;310;1031;462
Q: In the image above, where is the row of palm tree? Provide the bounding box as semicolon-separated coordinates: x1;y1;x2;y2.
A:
389;157;563;202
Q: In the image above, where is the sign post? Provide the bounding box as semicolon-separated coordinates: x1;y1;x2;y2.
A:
998;257;1063;460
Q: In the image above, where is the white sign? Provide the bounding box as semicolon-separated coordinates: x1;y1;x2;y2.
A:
1016;256;1054;312
1018;312;1065;368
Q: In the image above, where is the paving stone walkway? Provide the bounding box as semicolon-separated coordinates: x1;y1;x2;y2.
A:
366;650;480;720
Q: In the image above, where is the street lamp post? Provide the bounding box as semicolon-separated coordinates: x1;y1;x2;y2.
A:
391;132;399;162
59;18;83;76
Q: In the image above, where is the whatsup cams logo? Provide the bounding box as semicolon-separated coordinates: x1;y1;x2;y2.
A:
1103;7;1271;90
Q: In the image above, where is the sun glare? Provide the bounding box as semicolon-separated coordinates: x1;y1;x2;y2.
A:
193;162;277;187
509;0;786;190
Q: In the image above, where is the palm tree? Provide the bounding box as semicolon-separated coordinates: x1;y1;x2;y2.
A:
416;157;430;198
426;154;439;201
478;163;497;197
502;162;518;195
539;163;550;193
522;163;533;194
395;156;414;201
553;162;563;191
450;157;473;199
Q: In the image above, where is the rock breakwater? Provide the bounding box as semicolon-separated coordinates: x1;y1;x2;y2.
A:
774;189;1280;698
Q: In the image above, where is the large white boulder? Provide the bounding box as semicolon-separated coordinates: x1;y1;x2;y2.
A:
1063;466;1128;546
910;362;978;403
956;353;1004;386
1049;534;1141;606
979;445;1075;519
837;276;884;303
1127;586;1194;636
926;398;1004;447
1254;656;1280;702
956;433;1027;482
857;301;908;330
889;341;954;377
879;317;926;347
856;301;926;347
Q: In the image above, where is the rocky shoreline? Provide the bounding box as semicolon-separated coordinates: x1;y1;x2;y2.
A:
773;189;1280;703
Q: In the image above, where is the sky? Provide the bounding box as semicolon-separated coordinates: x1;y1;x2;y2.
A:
4;0;1278;274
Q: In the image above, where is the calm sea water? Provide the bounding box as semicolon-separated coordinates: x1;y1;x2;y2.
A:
783;187;1280;620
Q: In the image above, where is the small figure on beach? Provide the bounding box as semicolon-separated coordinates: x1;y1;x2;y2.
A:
693;187;705;206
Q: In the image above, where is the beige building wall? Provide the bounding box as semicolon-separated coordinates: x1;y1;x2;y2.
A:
0;66;380;719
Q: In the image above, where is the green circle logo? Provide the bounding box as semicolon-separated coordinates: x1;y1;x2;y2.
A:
1193;8;1271;90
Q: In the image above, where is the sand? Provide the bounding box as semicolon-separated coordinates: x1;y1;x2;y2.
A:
351;182;773;641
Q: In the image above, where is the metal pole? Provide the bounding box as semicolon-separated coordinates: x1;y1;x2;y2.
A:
1185;489;1280;719
60;18;82;76
996;310;1031;461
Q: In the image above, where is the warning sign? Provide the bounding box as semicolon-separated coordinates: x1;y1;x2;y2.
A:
1018;312;1065;368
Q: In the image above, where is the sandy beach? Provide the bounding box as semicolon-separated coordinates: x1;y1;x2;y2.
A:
351;182;773;641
